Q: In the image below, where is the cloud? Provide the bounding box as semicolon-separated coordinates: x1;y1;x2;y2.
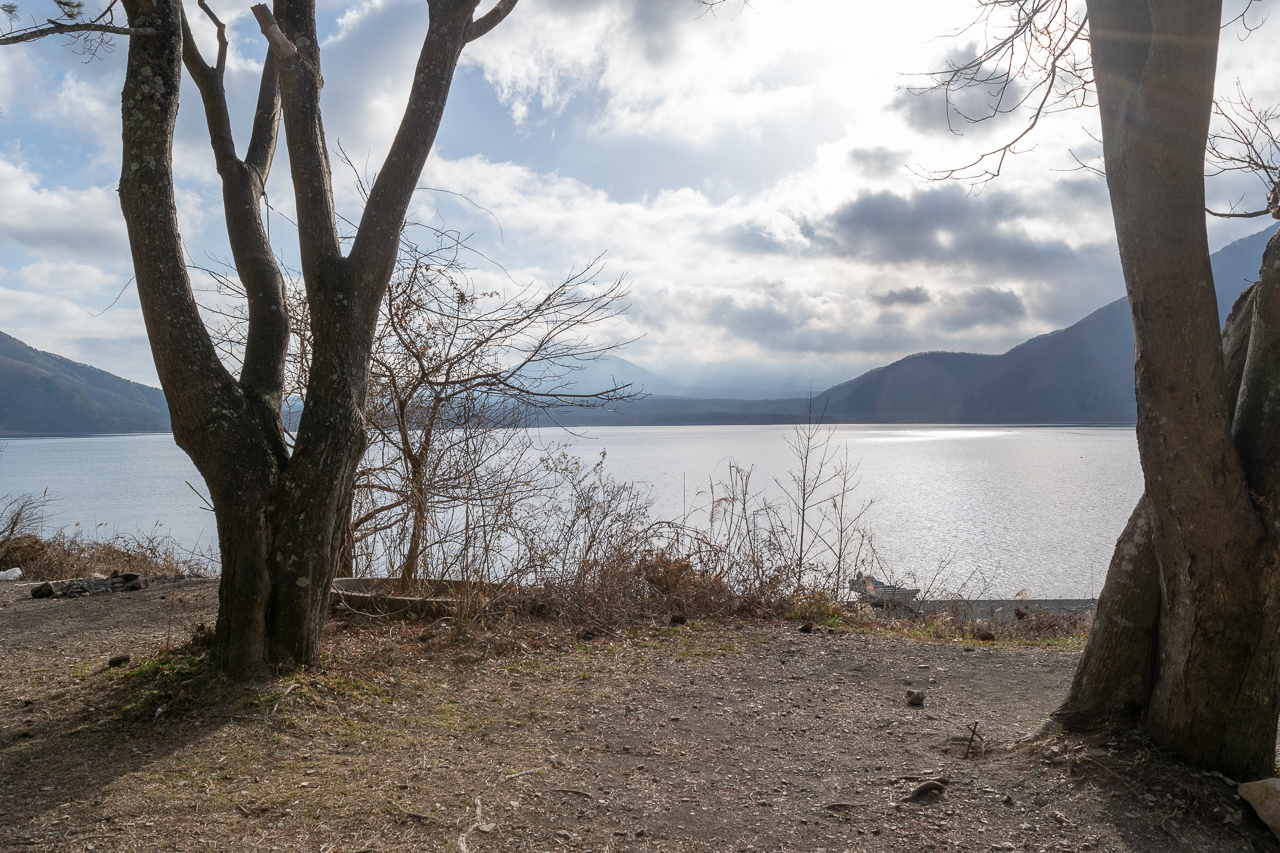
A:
849;146;907;177
16;261;125;300
0;285;155;384
461;0;828;143
889;43;1021;138
816;183;1117;299
935;286;1026;331
0;157;128;263
870;286;931;306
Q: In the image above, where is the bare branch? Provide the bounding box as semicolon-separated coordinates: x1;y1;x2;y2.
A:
249;3;296;60
1205;207;1272;219
1206;82;1280;219
466;0;517;43
195;0;225;74
911;1;1091;185
0;18;148;44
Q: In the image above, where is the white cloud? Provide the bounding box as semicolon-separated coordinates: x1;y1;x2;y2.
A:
16;260;124;300
0;157;128;263
0;284;155;383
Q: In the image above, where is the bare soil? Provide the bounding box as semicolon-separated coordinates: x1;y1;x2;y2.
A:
0;580;1275;852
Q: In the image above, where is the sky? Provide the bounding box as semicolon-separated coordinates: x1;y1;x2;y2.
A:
1;0;1277;395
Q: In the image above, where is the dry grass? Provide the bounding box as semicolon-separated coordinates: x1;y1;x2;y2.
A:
0;531;212;583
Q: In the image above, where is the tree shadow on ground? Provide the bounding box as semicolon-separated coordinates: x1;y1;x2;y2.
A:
0;644;257;839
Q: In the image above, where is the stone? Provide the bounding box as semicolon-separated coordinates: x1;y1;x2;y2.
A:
0;568;21;581
31;582;54;599
905;690;926;706
1238;779;1280;839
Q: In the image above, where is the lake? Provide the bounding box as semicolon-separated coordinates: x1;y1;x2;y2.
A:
0;425;1143;598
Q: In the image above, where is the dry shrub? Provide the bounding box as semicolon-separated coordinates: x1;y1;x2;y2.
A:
638;552;737;617
1001;605;1092;640
2;528;213;583
788;589;845;623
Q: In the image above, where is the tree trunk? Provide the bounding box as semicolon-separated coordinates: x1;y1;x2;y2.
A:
1056;0;1280;780
116;0;507;680
1053;286;1258;729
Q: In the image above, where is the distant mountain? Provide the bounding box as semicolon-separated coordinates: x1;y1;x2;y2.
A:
0;331;170;436
563;355;703;398
815;299;1136;423
552;223;1278;426
565;355;802;400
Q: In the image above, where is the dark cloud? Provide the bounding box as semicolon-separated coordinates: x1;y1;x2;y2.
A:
849;146;908;177
819;183;1107;280
696;280;929;356
870;286;931;306
937;286;1026;331
814;181;1122;328
891;45;1021;137
627;0;690;64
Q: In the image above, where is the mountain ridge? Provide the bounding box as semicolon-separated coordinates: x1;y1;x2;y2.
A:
0;331;170;436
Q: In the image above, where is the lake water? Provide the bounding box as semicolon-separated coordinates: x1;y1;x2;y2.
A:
0;426;1143;598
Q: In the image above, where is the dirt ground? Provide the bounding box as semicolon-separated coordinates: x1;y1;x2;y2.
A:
0;579;1275;853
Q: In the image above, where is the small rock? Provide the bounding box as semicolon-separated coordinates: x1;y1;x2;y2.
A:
0;567;22;581
476;823;496;833
108;654;131;668
904;779;948;801
905;690;926;706
31;582;54;599
635;828;647;838
1238;779;1280;839
554;830;574;841
799;622;814;633
669;614;687;625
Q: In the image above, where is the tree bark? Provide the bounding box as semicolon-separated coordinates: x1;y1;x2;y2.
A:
1057;0;1280;780
1053;286;1258;730
113;0;516;679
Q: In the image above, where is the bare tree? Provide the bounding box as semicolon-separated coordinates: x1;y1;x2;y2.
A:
3;0;521;679
928;0;1280;780
349;234;632;586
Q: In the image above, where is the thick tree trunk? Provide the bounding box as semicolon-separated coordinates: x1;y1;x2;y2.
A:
1053;286;1258;729
115;0;515;680
1052;494;1160;728
1057;0;1280;780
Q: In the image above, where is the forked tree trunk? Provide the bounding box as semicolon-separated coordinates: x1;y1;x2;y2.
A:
117;0;514;680
1054;0;1280;780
